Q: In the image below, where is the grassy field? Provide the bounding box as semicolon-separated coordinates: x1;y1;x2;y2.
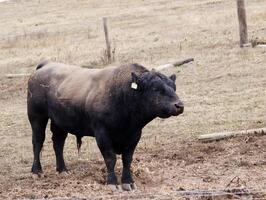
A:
0;0;266;199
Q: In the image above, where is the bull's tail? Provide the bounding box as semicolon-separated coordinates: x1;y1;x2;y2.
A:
36;60;49;70
76;135;83;156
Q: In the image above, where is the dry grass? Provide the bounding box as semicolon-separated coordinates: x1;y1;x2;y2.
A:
0;0;266;199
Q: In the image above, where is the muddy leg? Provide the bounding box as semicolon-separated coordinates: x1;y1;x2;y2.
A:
51;121;68;173
121;150;136;191
30;116;48;176
95;128;118;188
121;131;140;191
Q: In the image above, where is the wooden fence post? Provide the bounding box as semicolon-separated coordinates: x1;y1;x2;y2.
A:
103;17;111;63
237;0;248;47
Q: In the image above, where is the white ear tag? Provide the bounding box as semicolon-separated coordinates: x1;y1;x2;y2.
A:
131;82;138;90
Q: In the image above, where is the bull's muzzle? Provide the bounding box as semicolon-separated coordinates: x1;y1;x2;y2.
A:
174;101;184;114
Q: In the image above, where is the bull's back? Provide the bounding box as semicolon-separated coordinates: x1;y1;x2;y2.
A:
29;62;115;101
28;62;116;134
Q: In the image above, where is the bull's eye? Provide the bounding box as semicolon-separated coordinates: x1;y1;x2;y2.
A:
152;87;159;92
152;87;164;95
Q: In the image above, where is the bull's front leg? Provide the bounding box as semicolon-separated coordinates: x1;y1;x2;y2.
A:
121;150;136;191
95;128;118;189
121;132;140;191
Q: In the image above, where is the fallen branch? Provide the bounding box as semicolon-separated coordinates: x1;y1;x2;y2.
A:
175;187;264;198
257;44;266;48
241;41;266;48
251;39;266;47
198;128;266;142
242;43;252;47
155;58;194;71
5;73;31;78
89;187;265;200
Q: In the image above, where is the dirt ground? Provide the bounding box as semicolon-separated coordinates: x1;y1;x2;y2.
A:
0;0;266;199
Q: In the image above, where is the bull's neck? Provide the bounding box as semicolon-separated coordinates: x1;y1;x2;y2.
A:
113;86;156;130
108;66;155;130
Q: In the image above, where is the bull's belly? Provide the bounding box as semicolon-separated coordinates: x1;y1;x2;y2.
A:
47;106;94;137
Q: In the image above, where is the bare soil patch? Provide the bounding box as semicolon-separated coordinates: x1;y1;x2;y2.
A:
1;134;266;199
0;0;266;199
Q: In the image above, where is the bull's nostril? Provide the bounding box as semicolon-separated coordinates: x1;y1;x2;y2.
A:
175;103;184;109
174;102;184;114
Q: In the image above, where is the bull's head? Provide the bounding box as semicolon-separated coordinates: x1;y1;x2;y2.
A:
131;70;184;119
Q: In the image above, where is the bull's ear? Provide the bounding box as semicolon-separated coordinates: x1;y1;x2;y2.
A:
131;72;140;90
131;72;140;83
169;74;176;82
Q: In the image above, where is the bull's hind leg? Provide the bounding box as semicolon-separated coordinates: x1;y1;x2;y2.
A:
50;121;68;173
29;116;48;176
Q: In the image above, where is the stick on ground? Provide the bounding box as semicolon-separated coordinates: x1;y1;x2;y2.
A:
198;128;266;142
155;58;194;71
5;73;31;78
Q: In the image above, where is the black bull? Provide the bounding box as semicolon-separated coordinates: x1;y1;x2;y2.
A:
27;62;184;190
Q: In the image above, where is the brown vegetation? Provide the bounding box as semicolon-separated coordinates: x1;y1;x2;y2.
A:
0;0;266;199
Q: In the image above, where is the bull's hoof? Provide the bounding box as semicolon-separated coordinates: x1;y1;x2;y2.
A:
32;173;44;179
58;170;71;176
107;184;121;191
122;183;136;191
